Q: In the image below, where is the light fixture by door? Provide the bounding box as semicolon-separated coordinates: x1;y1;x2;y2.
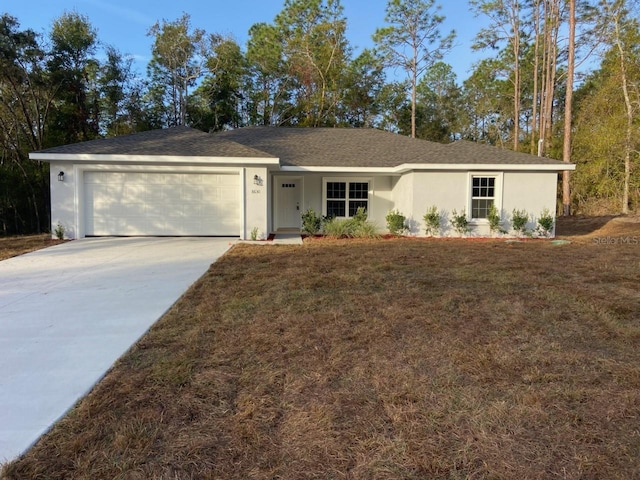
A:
58;171;65;182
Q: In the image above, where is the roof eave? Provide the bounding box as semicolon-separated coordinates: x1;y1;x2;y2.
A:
394;163;576;173
29;153;280;166
280;166;398;173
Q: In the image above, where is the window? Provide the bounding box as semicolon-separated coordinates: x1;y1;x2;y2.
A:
471;176;495;219
325;180;369;218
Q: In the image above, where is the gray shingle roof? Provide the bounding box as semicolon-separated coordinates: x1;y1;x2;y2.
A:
216;127;569;167
215;127;449;167
34;125;570;169
35;126;275;159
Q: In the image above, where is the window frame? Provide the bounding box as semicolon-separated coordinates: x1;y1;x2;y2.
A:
467;172;503;222
322;177;372;219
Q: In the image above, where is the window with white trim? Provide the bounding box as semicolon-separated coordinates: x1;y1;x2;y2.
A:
325;180;369;218
471;176;496;219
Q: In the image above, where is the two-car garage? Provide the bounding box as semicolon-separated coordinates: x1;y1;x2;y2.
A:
83;171;241;236
30;126;276;239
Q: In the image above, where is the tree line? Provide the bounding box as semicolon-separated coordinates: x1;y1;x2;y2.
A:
1;0;638;235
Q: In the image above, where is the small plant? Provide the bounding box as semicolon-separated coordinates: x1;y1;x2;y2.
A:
54;222;65;240
352;206;368;223
511;208;530;236
322;217;352;238
386;210;407;236
487;204;507;235
536;208;554;237
250;227;260;241
450;209;470;237
423;205;442;236
322;207;378;239
301;208;323;236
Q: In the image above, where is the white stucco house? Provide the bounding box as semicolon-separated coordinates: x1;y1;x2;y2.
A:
30;126;575;239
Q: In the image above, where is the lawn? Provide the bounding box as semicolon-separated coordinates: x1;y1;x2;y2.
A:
0;234;63;261
3;217;640;479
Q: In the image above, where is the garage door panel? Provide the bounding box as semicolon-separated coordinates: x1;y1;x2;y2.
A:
84;172;240;236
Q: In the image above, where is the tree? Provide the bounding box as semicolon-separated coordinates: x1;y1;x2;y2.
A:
373;0;455;138
415;61;461;142
147;13;213;126
273;0;351;126
340;49;385;127
190;37;246;131
471;0;524;151
562;0;576;215
594;0;639;213
47;11;99;144
0;14;53;234
246;22;289;126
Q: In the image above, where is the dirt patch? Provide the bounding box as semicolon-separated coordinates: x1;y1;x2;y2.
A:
0;234;65;261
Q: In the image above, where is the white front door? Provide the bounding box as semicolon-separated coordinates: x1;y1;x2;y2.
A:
276;178;301;229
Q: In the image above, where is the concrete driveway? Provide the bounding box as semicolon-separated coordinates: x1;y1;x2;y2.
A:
0;237;232;463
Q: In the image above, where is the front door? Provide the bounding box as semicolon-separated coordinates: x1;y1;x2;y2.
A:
277;179;301;229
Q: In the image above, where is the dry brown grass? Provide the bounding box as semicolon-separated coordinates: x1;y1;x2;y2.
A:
3;217;640;479
0;234;64;261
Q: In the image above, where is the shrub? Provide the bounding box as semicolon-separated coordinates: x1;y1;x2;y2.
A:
250;227;260;241
386;210;407;236
511;209;530;236
301;208;323;235
423;205;442;236
450;209;470;237
536;208;554;237
54;222;65;240
323;217;352;238
351;219;380;239
487;204;507;235
323;207;378;239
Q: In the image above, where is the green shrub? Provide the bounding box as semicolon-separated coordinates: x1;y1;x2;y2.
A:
536;208;554;237
450;209;470;237
250;227;260;241
54;222;65;240
423;205;442;236
386;210;407;235
323;217;352;238
487;204;507;235
351;218;380;239
301;208;323;235
352;206;368;223
322;207;378;239
511;209;530;236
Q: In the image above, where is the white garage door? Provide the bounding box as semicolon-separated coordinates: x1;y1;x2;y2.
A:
84;172;240;236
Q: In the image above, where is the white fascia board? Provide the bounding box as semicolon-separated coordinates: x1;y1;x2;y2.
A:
280;166;397;174
394;163;576;173
29;153;280;166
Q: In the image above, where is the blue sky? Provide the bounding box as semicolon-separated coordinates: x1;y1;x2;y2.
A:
4;0;489;82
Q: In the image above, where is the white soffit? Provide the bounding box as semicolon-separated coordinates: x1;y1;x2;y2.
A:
29;153;279;166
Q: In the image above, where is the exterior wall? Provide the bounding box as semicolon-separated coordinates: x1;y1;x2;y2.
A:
394;171;467;236
243;167;268;240
502;171;559;235
272;173;395;232
50;161;77;239
393;170;560;237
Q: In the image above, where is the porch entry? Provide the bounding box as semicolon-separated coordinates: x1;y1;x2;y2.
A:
275;177;302;230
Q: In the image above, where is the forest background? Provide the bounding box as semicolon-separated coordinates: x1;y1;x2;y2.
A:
1;0;638;235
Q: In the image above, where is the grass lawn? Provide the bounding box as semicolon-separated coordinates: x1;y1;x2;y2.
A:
0;234;63;261
3;217;640;479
